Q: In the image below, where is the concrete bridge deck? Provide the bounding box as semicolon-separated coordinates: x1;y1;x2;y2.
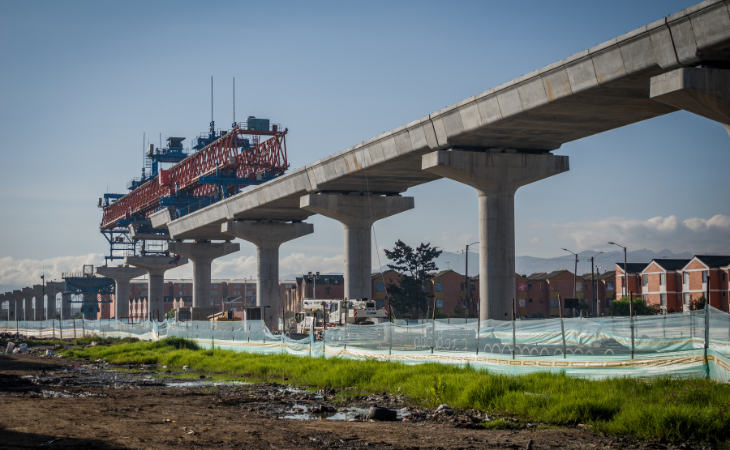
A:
152;0;730;240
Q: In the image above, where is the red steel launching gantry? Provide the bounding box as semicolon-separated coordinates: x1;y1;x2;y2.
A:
100;125;288;230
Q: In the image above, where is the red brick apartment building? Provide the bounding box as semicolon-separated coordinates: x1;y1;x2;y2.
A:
615;263;648;299
680;255;730;311
580;270;617;315
372;270;402;310
639;259;690;313
294;274;345;303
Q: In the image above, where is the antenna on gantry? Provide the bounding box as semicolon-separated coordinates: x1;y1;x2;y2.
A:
210;76;214;133
232;77;236;128
142;132;146;177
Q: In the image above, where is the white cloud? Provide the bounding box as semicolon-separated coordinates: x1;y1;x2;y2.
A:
0;253;106;288
551;214;730;254
529;236;542;246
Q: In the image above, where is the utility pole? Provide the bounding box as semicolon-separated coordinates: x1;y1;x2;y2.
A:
464;241;478;320
588;252;602;316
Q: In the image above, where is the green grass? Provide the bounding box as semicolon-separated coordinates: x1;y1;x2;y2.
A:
61;337;730;443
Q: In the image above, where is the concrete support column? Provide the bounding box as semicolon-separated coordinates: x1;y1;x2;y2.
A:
124;255;188;322
423;150;569;321
21;288;38;321
96;265;146;321
221;221;314;331
651;67;730;137
60;292;72;321
8;291;24;321
300;194;414;301
0;295;10;321
44;282;65;321
165;241;240;313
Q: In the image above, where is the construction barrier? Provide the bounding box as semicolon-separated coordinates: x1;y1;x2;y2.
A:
3;306;730;382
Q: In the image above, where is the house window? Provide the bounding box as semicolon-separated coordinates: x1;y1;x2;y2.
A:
234;284;240;288
210;291;218;296
539;283;543;291
683;272;689;284
436;299;444;308
212;283;218;288
527;283;532;291
137;283;145;288
703;271;709;283
606;282;614;291
326;287;331;295
576;283;582;292
677;273;682;284
518;299;526;308
434;282;443;292
233;291;240;296
660;274;665;286
660;294;666;306
375;282;385;292
180;283;186;288
722;273;726;281
550;298;559;308
684;293;690;304
642;275;648;286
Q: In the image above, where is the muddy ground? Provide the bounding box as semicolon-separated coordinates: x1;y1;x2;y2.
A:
0;348;706;450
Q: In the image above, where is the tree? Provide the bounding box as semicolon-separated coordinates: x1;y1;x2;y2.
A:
690;295;707;311
384;240;442;319
606;296;658;316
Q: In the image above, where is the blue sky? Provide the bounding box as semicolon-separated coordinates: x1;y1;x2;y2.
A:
0;0;728;286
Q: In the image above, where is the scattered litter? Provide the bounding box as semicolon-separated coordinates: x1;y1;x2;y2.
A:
183;366;189;371
436;404;452;412
369;406;397;421
5;342;14;354
45;349;55;357
38;437;61;446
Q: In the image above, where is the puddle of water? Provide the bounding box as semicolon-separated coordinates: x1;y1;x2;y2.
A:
162;379;250;388
276;405;402;421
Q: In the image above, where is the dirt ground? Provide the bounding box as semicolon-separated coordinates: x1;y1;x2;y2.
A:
0;352;700;450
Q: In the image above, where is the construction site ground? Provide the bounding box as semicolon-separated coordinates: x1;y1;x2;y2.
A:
0;350;704;450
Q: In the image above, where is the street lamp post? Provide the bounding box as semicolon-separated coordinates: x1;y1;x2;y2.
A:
307;271;320;299
562;248;578;317
463;241;478;320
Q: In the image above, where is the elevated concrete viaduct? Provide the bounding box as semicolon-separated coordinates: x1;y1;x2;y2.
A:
149;0;730;321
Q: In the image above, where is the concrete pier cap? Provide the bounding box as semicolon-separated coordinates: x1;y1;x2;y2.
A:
124;255;188;322
221;220;313;331
165;240;240;312
300;193;414;301
96;265;147;321
651;67;730;137
423;149;569;322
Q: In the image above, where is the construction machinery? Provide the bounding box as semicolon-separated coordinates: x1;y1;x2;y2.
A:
296;299;388;333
